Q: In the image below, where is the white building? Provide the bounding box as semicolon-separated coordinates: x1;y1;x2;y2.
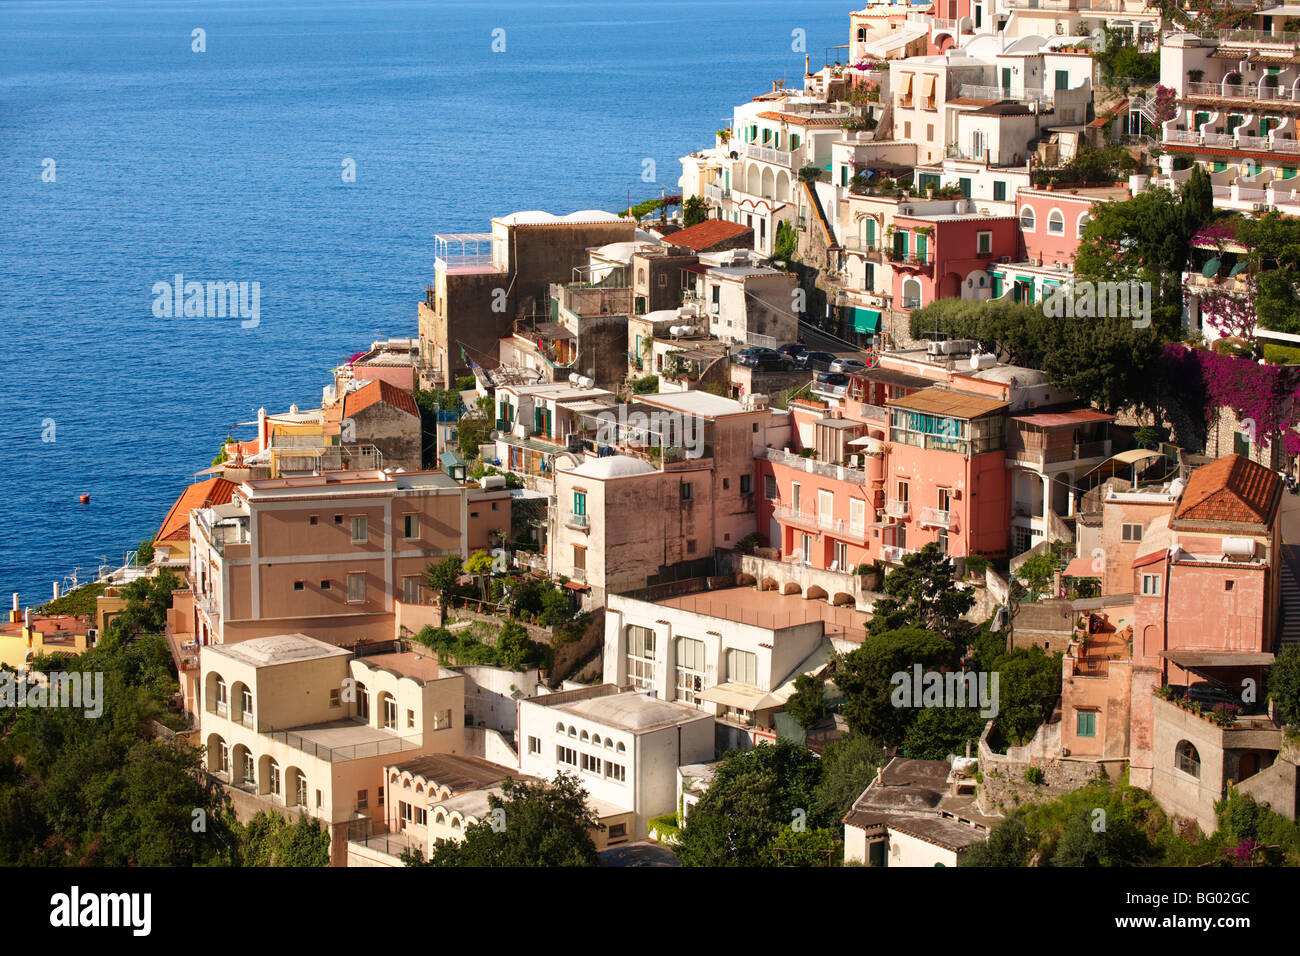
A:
518;684;715;840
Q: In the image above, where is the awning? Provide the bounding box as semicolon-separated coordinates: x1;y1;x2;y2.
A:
918;74;936;99
769;641;836;705
699;682;778;711
192;464;227;477
899;74;913;97
1112;449;1162;465
1160;650;1275;669
1202;258;1221;278
853;307;881;334
1062;556;1100;578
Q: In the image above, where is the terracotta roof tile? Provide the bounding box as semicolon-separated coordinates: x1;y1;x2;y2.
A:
343;379;420;420
1174;453;1279;525
157;477;238;543
662;219;753;252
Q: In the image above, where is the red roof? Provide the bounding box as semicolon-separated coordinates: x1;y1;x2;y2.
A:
663;218;753;252
157;477;238;543
1174;454;1279;525
343;379;420;420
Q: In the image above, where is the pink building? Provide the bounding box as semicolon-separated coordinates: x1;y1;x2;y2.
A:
756;384;1012;579
889;211;1021;311
1015;187;1106;269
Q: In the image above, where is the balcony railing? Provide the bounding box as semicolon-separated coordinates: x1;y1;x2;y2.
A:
771;504;871;544
883;545;916;564
959;84;1052;108
759;447;869;484
746;143;794;167
565;513;590;531
919;506;954;528
704;183;732;203
1182;80;1300;102
1212;28;1300;46
885;498;910;519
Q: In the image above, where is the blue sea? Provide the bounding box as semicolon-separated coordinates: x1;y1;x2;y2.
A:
0;0;849;605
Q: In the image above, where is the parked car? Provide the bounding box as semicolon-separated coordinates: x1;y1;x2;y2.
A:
734;346;780;367
813;372;850;388
777;343;807;361
752;353;794;372
829;357;868;374
797;350;836;371
1184;684;1242;708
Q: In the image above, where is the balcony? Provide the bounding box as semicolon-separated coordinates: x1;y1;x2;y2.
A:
1181;80;1300;105
887;251;932;272
434;233;502;274
1163;126;1300;155
771;504;871;544
882;545;916;564
842;238;883;261
760;447;869;485
565;513;590;532
919;506;955;529
885;498;910;519
746;144;794;167
958;84;1052;109
704;183;732;204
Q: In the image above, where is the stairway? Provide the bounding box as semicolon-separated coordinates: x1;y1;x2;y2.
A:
1278;556;1300;649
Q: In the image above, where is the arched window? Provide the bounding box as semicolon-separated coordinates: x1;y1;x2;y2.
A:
434;811;446;825
555;722;565;734
568;725;577;738
592;735;602;747
580;730;589;742
1020;206;1036;231
616;742;626;754
1077;213;1090;238
1175;740;1201;778
1047;209;1065;235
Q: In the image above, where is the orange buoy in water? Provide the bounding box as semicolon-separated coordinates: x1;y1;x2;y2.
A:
79;494;90;504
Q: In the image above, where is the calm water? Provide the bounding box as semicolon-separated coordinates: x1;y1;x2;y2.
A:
0;0;848;604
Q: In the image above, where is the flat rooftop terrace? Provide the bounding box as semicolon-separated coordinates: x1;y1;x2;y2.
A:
653;586;870;643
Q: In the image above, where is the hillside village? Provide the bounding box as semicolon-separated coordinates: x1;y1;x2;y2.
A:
14;0;1300;869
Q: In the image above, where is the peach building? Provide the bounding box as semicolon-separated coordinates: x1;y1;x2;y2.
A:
199;633;466;865
549;391;787;607
1051;454;1291;830
187;469;509;649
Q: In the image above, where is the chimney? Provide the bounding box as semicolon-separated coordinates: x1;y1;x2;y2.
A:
9;593;17;625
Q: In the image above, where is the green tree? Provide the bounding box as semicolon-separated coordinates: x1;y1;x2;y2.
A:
901;706;987;760
834;626;962;742
770;824;842;866
785;673;828;731
1267;645;1300;727
1237;211;1300;334
1015;551;1060;600
408;774;601;866
868;543;974;638
676;741;825;866
231;811;331;866
423;554;463;604
959;817;1030;867
774;220;798;261
812;733;886;822
682;195;708;228
100;570;181;647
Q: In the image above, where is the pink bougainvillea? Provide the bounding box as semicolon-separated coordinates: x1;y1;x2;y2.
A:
1186;273;1258;340
1163;344;1300;456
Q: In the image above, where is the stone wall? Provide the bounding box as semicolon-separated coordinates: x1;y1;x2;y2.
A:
976;718;1122;816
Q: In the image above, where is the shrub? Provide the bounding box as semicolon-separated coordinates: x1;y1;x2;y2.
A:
1024;766;1045;785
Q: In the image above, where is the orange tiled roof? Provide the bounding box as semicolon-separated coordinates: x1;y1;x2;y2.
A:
663;218;752;251
1174;453;1279;525
157;477;238;543
343;379;420;420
